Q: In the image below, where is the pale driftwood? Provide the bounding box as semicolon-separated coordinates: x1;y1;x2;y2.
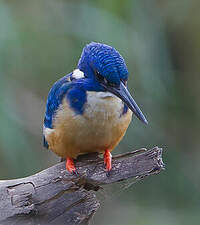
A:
0;147;164;225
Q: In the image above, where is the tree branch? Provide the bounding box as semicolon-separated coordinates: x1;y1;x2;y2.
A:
0;147;164;225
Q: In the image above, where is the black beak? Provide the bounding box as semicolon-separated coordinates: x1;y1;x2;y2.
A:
104;81;148;124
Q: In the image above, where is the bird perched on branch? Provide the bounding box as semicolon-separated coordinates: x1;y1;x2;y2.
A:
43;42;148;174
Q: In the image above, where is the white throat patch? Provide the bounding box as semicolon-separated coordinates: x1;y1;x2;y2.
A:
72;69;85;79
96;92;116;98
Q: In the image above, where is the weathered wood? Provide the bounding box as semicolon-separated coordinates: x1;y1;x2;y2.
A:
0;147;164;225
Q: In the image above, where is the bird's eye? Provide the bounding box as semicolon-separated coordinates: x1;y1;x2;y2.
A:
95;71;104;81
104;78;108;84
95;71;109;84
95;71;109;85
107;81;117;88
95;71;119;88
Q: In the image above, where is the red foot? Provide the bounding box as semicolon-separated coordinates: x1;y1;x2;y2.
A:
104;149;112;171
66;157;76;173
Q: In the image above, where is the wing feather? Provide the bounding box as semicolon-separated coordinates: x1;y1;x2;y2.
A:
43;73;72;148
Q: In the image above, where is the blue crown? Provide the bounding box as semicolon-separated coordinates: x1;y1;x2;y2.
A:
78;42;128;86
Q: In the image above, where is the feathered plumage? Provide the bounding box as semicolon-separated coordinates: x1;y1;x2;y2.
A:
43;42;147;173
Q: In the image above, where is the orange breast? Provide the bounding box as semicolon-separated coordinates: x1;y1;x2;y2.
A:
44;91;132;158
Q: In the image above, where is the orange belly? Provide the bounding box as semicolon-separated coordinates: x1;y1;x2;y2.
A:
44;92;132;158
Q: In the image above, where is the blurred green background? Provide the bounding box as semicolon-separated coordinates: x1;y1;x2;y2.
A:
0;0;200;224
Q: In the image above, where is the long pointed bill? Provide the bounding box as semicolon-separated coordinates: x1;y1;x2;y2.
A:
104;82;148;124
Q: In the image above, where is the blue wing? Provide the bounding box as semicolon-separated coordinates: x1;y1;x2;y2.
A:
43;73;72;148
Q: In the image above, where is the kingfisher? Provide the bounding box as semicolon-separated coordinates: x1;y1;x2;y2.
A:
43;42;148;174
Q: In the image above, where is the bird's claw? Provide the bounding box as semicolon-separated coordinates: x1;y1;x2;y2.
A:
66;157;78;175
104;149;112;172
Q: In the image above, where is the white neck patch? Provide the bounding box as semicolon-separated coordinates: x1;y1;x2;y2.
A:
72;69;85;79
96;92;116;98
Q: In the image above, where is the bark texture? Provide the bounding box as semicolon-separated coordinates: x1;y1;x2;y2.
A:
0;146;164;225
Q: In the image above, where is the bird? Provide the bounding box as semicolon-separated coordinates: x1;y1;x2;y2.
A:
43;42;148;174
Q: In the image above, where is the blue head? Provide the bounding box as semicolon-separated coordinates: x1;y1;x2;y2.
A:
78;42;128;86
76;42;148;124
